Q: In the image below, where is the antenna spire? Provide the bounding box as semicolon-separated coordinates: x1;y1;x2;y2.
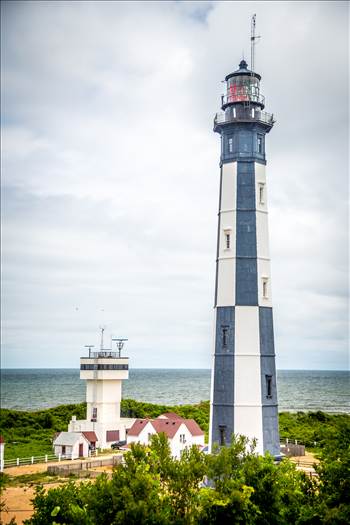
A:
250;14;261;72
99;325;105;350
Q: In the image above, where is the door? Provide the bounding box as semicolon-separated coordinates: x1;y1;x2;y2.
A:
79;443;84;457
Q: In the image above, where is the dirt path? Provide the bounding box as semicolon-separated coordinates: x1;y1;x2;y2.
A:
1;456;119;524
1;486;36;524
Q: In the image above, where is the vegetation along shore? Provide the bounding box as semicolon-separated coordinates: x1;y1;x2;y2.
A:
1;401;349;524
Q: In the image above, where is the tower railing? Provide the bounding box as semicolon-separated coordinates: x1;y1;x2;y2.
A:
84;350;122;359
221;92;265;107
214;108;275;128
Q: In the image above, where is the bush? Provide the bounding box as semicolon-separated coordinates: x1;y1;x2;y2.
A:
24;432;350;525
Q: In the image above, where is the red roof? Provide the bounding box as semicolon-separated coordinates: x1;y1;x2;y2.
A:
0;435;5;444
106;430;120;442
157;412;184;420
128;417;204;439
82;432;98;443
128;419;151;437
152;419;182;438
183;419;204;436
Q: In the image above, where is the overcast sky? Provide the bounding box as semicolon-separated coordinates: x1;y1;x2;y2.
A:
1;1;349;370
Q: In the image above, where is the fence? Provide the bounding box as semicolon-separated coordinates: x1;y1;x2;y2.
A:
3;448;103;469
4;453;63;468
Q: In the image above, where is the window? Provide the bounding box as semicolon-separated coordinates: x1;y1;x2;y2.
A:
262;278;268;299
266;375;272;398
222;326;229;348
148;433;153;443
91;407;97;422
258;183;265;205
219;425;226;446
228;137;233;153
62;445;66;454
257;134;263;154
251;107;255;118
221;326;229;348
80;364;129;371
180;434;186;444
233;107;236;118
224;228;232;250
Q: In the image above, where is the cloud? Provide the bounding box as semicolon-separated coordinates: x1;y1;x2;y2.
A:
1;0;349;369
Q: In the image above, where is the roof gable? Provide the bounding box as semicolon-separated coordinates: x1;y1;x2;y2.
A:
128;419;152;437
127;417;204;440
82;431;98;443
151;419;182;438
183;419;204;436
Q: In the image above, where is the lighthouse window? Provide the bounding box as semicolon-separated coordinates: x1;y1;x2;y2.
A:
228;137;233;153
219;425;226;446
92;407;97;421
262;278;268;299
259;183;265;204
266;375;272;398
225;232;231;249
222;326;229;347
257;134;264;154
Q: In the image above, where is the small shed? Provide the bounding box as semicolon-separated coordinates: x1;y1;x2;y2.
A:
0;435;5;472
53;432;90;460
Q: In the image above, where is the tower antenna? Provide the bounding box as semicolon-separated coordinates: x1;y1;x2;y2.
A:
84;345;95;358
112;338;128;357
250;14;261;72
99;325;106;351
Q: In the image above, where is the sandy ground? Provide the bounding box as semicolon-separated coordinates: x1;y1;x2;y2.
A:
290;451;319;477
1;482;71;525
1;485;36;524
1;457;118;525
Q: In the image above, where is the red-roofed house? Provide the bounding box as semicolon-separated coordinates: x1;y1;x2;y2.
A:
127;414;205;458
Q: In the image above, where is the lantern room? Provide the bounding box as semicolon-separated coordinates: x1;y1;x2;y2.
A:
222;59;265;110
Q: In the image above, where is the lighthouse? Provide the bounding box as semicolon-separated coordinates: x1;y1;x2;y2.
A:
209;57;280;456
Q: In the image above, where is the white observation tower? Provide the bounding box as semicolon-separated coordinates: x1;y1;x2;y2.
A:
69;328;133;449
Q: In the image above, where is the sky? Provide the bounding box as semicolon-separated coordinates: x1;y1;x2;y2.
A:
1;1;349;370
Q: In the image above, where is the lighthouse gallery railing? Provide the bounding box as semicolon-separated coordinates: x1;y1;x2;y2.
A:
214;109;275;127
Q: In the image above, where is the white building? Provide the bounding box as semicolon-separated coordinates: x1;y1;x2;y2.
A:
68;330;135;449
127;413;205;459
0;435;5;472
53;432;91;460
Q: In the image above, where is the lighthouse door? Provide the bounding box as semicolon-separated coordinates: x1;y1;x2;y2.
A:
79;443;84;457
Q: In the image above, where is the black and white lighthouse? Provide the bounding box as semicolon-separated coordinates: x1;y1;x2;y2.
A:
209;57;280;456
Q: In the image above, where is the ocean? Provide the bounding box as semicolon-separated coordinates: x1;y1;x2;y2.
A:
1;369;349;413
